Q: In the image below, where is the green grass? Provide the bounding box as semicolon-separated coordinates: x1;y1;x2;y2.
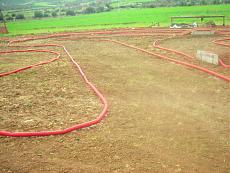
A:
5;4;230;36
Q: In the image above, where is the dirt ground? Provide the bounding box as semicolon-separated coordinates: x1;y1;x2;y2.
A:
0;32;230;173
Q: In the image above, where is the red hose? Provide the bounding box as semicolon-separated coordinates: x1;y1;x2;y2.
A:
153;32;195;61
101;39;230;82
0;36;109;137
0;49;60;77
213;38;230;68
153;29;230;69
0;27;229;137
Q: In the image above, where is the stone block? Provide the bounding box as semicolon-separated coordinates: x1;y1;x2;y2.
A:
192;30;215;35
196;50;219;65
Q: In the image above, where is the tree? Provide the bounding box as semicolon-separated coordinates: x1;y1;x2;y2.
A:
105;3;112;9
52;11;57;17
43;13;49;17
34;11;43;18
96;6;104;13
66;10;75;16
83;7;96;14
6;16;14;21
0;13;3;21
15;14;25;19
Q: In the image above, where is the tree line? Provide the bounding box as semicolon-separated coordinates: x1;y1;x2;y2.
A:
122;0;230;8
144;0;230;8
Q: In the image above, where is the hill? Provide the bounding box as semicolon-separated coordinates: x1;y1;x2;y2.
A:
6;4;230;35
1;0;230;10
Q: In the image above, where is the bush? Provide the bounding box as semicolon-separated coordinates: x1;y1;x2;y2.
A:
105;3;113;11
51;11;58;17
34;11;43;18
6;16;14;21
66;10;75;16
83;7;96;14
43;13;49;17
96;6;104;13
15;14;25;19
0;14;3;21
44;9;50;13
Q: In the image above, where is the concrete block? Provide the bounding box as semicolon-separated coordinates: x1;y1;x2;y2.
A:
196;50;219;65
191;30;215;35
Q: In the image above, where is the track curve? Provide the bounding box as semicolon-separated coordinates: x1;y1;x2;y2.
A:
0;27;229;137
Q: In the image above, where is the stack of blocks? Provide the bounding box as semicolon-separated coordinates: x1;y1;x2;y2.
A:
196;50;219;65
191;30;215;35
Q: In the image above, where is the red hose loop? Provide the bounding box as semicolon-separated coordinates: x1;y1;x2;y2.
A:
153;32;195;61
102;39;230;83
0;34;109;137
153;29;230;69
213;38;230;68
1;28;230;137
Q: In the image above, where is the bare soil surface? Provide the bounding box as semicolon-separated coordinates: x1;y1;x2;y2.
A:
0;32;230;173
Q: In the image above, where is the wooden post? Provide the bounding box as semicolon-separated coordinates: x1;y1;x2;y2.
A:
223;16;225;26
0;9;8;34
3;21;8;34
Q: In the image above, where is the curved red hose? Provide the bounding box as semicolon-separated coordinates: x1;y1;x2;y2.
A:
0;36;108;137
0;28;229;137
0;49;60;77
213;38;230;68
153;29;230;69
101;39;230;82
153;33;195;61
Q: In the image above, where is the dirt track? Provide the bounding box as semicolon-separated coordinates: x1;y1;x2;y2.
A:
0;29;230;172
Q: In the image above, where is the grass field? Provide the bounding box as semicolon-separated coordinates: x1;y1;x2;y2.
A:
4;4;230;35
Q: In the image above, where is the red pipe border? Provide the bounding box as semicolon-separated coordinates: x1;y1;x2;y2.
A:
0;27;229;137
213;38;230;68
101;39;230;82
0;49;60;77
0;35;109;137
